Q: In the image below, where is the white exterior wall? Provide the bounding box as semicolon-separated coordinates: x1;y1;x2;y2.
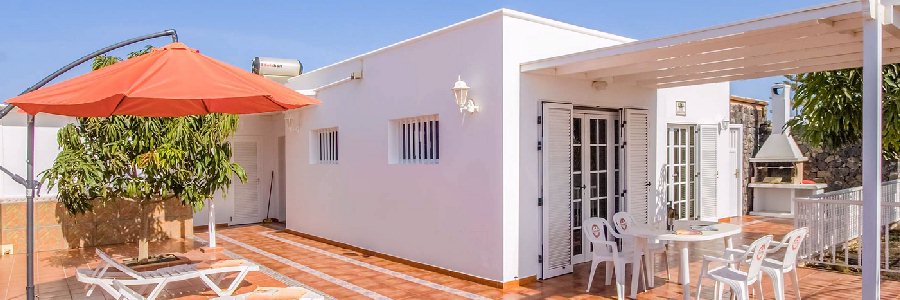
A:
0;112;74;198
284;15;507;281
280;9;735;283
500;15;640;280
655;84;732;221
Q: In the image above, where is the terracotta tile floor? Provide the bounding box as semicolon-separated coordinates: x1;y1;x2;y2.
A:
0;238;284;300
2;216;900;299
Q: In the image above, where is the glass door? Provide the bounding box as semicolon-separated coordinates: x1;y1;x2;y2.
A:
666;125;698;220
572;111;620;264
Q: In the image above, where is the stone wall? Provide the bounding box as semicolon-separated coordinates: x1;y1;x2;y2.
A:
730;99;769;215
0;197;193;254
796;141;900;192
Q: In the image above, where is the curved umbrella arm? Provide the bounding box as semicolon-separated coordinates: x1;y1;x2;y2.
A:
1;30;178;300
0;29;178;119
0;29;178;190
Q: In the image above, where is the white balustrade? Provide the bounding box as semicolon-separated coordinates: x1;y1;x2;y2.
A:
794;179;900;274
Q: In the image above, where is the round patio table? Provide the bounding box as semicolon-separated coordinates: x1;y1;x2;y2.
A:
624;220;742;300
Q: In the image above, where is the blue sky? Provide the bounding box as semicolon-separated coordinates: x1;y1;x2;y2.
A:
0;1;833;102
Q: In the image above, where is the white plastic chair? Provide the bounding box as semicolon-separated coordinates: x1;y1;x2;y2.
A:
696;235;773;300
584;217;642;299
78;249;260;300
747;227;809;300
612;212;670;282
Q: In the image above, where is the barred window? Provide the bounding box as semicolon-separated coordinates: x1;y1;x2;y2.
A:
312;127;338;164
391;115;439;164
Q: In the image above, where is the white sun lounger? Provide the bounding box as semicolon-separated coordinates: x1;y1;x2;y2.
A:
113;280;325;300
77;248;260;300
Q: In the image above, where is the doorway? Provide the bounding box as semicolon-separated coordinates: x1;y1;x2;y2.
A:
540;103;645;279
666;125;698;220
231;137;262;225
728;125;744;217
571;111;621;264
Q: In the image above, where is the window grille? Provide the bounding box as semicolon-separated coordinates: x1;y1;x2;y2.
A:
312;127;338;164
393;115;439;164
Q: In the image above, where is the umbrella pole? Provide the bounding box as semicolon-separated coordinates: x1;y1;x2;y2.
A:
209;199;216;247
6;30;179;300
25;114;35;299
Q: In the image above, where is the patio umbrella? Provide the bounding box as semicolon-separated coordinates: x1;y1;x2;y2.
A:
3;37;318;300
7;42;318;116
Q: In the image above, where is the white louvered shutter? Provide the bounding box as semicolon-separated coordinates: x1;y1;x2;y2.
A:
232;140;261;225
698;125;719;221
541;103;574;279
622;109;650;224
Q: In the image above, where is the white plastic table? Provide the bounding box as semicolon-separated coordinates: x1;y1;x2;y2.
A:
624;220;742;299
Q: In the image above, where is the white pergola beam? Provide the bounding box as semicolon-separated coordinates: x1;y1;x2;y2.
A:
652;60;861;88
643;48;900;87
573;16;865;79
616;41;866;82
602;32;900;83
651;50;900;89
582;29;863;80
862;0;884;298
553;19;841;76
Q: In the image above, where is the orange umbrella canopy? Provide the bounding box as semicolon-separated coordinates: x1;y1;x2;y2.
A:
5;42;319;117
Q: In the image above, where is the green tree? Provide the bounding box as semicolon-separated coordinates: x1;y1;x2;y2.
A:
41;46;246;261
785;64;900;159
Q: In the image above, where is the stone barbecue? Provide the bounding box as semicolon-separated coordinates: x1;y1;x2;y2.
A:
747;84;826;218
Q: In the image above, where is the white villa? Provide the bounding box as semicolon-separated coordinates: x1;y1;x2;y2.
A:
7;0;900;298
278;9;742;285
6;4;858;290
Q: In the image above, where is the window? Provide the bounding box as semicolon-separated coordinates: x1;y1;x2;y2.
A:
312;127;338;164
390;115;439;164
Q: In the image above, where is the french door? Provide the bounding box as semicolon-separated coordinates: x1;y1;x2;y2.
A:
540;103;633;279
666;125;698;220
571;111;621;264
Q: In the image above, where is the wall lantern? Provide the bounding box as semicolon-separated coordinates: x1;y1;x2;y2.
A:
452;76;479;113
719;118;730;131
284;112;301;133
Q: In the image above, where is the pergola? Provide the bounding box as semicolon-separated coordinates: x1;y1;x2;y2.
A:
522;0;893;298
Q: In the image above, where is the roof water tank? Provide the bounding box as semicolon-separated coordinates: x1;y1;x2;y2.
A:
252;57;303;77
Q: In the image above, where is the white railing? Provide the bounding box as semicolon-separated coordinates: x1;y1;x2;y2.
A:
794;179;900;274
